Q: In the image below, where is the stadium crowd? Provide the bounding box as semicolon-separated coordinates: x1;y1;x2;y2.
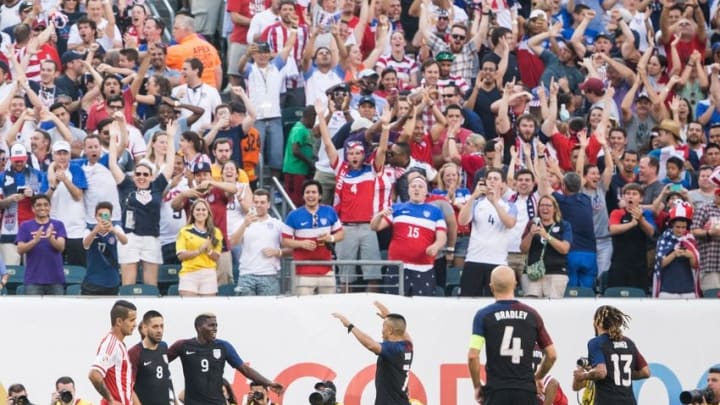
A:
0;0;718;298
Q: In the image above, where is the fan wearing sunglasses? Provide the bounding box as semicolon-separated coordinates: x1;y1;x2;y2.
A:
107;118;176;288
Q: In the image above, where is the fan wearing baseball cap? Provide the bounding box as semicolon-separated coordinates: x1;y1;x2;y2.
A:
0;143;45;265
42;140;89;267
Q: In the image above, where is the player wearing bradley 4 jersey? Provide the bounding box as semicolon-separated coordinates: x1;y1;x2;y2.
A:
89;300;138;405
468;266;557;405
572;306;650;405
167;313;283;405
128;310;176;405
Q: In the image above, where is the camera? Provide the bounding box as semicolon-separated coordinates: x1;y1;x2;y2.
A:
577;357;591;368
14;396;29;405
680;387;715;404
309;388;336;405
59;390;73;404
252;391;264;401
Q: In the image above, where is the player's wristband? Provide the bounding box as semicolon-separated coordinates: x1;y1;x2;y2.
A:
347;324;354;334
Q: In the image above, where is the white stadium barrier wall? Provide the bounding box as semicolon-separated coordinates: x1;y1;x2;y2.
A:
0;295;718;405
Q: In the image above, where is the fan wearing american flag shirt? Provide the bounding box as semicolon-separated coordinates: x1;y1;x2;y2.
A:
371;173;447;296
89;300;138;405
653;201;701;298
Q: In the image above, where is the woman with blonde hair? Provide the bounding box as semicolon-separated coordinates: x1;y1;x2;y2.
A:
142;131;169;176
176;199;224;296
432;162;471;267
520;195;573;298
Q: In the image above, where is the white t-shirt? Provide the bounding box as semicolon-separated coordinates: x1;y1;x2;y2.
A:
226;182;250;236
506;192;538;253
246;9;280;44
172;83;222;133
81;157;121;224
159;177;188;246
238;216;283;275
315;111;347;174
67;18;122;50
0;1;22;31
466;198;518;265
50;165;87;238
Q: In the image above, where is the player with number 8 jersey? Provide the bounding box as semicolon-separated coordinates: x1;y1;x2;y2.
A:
572;305;650;405
468;266;557;405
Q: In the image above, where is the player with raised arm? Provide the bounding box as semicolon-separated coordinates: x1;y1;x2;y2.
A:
332;301;413;405
88;300;138;405
167;313;283;405
468;266;557;404
572;305;650;405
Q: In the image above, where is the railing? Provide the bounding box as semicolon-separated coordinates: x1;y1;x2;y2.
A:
289;260;405;295
271;175;296;215
147;0;175;43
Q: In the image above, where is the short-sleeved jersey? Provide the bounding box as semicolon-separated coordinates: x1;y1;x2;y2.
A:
175;225;223;274
385;202;447;271
167;338;244;405
128;342;175;405
332;159;392;223
375;340;413;405
470;300;553;393
91;333;133;405
282;205;342;275
587;334;647;405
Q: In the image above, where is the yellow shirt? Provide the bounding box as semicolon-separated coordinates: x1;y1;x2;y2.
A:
211;164;249;184
176;225;223;274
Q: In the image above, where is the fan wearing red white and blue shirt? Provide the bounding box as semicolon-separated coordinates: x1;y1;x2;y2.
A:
371;176;447;296
167;314;283;405
281;180;344;295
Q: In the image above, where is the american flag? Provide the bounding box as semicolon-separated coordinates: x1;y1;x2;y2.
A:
653;229;700;297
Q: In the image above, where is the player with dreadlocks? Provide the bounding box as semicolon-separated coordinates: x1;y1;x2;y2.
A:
571;305;651;405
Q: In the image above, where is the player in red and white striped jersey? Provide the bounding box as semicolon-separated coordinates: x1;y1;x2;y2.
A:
89;300;138;405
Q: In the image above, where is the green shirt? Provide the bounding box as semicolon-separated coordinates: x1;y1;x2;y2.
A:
282;122;314;175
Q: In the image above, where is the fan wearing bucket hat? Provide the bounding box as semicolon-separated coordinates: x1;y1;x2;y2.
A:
653;200;700;298
0;143;45;265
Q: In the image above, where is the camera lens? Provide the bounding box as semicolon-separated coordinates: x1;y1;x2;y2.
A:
60;390;73;403
252;391;264;400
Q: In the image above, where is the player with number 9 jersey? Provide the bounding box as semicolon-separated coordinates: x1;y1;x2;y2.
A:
468;266;556;405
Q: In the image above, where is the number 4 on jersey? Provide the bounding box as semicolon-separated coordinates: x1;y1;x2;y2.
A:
500;326;523;364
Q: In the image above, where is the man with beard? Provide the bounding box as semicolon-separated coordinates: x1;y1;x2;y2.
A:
145;42;181;87
350;70;386;114
686;121;706;160
423;8;485;85
497;82;541;168
129;310;177;405
316;100;390;292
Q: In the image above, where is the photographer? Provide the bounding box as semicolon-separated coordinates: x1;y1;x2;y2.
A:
309;381;340;405
685;368;720;405
246;382;274;405
7;383;33;405
51;377;92;405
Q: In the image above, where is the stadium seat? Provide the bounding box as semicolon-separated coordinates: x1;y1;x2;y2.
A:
450;286;461;296
217;284;237;297
565;287;596;298
1;286;6;295
6;265;24;292
166;284;179;296
158;265;180;294
65;284;82;295
603;287;647;298
118;284;160;296
15;284;25;295
63;265;87;285
434;286;445;297
702;288;720;298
